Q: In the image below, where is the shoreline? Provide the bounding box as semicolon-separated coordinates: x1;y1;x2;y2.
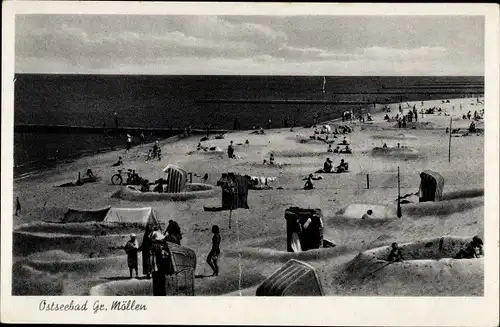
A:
14;94;484;181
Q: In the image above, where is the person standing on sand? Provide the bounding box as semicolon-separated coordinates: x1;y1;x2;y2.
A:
268;118;272;129
139;227;153;279
140;132;145;145
207;225;221;277
126;134;132;152
125;234;139;278
15;196;21;216
227;141;235;159
114;113;119;129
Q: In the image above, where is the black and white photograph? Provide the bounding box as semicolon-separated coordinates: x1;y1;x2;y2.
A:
2;2;499;326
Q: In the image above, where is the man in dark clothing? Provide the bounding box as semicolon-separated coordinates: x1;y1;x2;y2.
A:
388;242;404;262
227;141;235;159
166;220;182;245
323;158;333;173
207;225;221;276
139;227;154;279
336;159;348;172
454;236;484;259
114;113;119;129
15;197;21;216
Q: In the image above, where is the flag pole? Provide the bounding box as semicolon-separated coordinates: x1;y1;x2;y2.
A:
397;166;402;218
448;117;452;162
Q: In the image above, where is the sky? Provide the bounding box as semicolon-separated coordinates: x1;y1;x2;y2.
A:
15;15;485;75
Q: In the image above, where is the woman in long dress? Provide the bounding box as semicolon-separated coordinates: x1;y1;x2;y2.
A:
139;226;153;279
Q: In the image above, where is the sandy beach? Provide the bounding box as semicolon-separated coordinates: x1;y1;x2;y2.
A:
12;97;484;296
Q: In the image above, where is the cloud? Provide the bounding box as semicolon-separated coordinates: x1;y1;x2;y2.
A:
361;46;447;61
14;15;483;75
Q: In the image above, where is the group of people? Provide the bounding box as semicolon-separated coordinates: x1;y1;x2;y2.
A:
146;141;162;161
124;221;222;279
327;144;351;154
305;158;349;189
386;235;484;263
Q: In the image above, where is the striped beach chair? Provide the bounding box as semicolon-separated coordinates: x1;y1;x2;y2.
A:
163;164;188;193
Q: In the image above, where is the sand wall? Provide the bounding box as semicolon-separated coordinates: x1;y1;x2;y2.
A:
402;197;483;217
112;183;219;202
13;231;128;257
337;203;395;219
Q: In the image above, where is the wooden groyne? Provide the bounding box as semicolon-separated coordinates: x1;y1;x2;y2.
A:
14;125;231;135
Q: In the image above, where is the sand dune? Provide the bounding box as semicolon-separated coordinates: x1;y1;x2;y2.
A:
331;236;483;296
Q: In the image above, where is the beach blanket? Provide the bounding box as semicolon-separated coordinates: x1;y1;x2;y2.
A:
249;176;277;186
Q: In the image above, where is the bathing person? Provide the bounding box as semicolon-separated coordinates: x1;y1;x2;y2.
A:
336;159;348;172
126;134;132;152
269;153;275;165
469;121;476;133
323;158;333;173
227;141;235;159
207;225;221;277
333;146;340;153
388;242;404;262
303;174;315;190
85;169;94;178
125;234;139;278
383;143;388;148
454;236;484;259
327;144;333;152
362;209;373;219
112;156;123;167
152;141;159;158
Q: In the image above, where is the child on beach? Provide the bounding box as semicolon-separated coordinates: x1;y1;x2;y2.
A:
206;225;221;277
124;234;139;278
